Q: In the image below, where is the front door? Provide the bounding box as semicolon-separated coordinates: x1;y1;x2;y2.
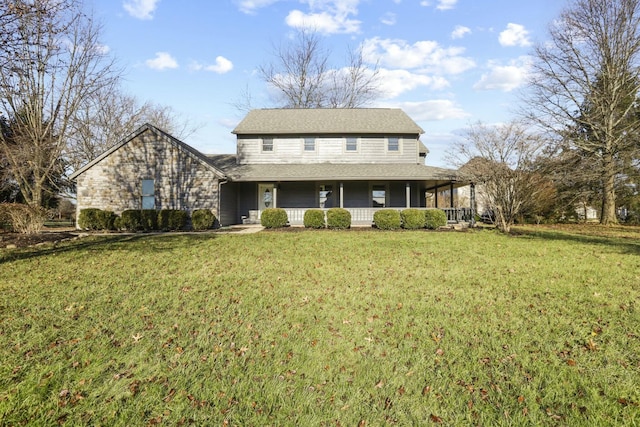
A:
258;183;275;210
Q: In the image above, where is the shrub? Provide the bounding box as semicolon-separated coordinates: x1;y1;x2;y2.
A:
326;208;351;229
78;208;102;230
140;209;159;231
192;209;216;231
303;209;325;228
401;208;426;230
96;210;117;230
0;203;47;234
260;208;288;229
158;209;187;231
120;210;142;231
425;209;448;229
113;216;123;231
373;209;401;230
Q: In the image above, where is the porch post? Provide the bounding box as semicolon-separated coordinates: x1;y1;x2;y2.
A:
273;185;278;208
339;182;344;208
449;182;454;208
434;185;439;208
406;182;411;208
470;182;476;227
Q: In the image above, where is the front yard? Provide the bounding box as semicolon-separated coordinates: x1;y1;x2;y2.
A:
1;226;639;425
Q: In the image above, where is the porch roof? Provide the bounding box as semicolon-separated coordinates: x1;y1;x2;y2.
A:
207;155;462;183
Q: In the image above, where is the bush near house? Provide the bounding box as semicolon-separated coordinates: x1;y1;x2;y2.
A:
0;203;47;234
191;209;217;231
261;208;288;228
78;208;102;230
425;208;448;229
401;208;426;229
373;209;402;230
158;209;188;231
303;209;325;228
120;210;142;231
326;208;351;229
140;209;159;231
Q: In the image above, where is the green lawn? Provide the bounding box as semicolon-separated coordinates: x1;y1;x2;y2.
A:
1;227;639;426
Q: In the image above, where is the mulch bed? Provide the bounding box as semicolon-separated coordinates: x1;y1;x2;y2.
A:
1;231;79;249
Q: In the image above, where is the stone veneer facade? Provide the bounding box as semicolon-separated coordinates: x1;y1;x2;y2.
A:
75;127;221;216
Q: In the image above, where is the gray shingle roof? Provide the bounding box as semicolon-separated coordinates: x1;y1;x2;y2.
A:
232;108;424;135
207;155;459;182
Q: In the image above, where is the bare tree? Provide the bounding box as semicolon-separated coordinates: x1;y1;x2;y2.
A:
258;29;380;108
0;0;119;207
526;0;640;224
68;85;202;171
449;121;547;233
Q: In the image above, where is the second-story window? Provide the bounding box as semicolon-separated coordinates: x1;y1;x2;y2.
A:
387;137;399;152
304;137;315;151
262;138;273;152
346;137;358;152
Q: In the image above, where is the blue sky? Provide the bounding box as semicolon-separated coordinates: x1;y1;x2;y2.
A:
90;0;566;167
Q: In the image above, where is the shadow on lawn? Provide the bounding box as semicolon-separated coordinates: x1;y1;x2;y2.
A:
0;232;218;265
512;227;640;255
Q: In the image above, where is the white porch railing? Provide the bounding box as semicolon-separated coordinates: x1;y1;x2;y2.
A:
246;207;472;225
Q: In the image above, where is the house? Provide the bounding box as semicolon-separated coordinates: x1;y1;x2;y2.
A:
71;108;471;226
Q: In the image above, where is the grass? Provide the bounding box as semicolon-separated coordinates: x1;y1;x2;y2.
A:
0;226;639;426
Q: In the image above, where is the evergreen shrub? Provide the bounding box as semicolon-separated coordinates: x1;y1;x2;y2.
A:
401;208;426;229
373;209;401;230
158;209;187;231
326;208;351;229
303;209;325;228
191;209;216;231
425;209;448;229
260;208;288;228
120;210;142;231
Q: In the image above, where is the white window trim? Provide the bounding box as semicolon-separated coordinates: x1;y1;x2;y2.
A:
261;137;274;153
303;137;316;152
386;136;402;154
345;137;359;153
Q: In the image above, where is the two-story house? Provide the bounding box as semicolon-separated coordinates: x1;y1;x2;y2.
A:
71;108;470;226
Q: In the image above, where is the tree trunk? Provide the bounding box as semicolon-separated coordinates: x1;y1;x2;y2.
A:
601;152;618;225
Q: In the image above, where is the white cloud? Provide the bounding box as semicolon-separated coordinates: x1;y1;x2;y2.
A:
436;0;457;10
381;12;396;26
451;25;471;39
284;0;362;34
145;52;178;70
499;23;531;47
385;100;469;121
473;57;531;91
123;0;159;20
192;56;234;74
236;0;281;14
376;69;449;98
361;37;475;75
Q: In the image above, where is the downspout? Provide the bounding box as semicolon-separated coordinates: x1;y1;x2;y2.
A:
218;177;228;227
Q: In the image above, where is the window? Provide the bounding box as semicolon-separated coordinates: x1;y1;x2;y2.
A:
304;137;315;151
141;179;155;209
319;184;333;208
387;137;399;152
372;184;386;208
346;137;358;152
262;138;273;152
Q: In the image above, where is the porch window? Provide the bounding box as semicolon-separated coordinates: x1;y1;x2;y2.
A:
387;137;399;152
141;179;155;209
262;138;273;152
372;184;386;208
346;137;358;151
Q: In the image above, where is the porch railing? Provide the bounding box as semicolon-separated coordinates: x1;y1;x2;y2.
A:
246;207;473;226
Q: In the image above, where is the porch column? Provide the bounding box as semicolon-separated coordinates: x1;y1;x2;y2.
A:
273;185;278;208
449;182;454;208
405;182;411;208
470;182;476;227
339;182;344;208
434;185;439;208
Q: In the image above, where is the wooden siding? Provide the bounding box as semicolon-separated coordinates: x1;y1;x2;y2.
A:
237;135;421;165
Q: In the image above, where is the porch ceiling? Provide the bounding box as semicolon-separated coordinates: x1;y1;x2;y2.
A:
207;155;466;184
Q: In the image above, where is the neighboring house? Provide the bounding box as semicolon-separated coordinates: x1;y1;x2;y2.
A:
71;108;471;226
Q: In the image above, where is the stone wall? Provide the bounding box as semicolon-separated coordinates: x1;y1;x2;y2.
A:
75;128;220;217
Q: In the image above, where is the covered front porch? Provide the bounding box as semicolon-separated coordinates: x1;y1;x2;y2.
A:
220;178;474;226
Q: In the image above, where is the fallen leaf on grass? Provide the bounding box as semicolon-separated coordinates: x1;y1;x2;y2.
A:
430;414;443;423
